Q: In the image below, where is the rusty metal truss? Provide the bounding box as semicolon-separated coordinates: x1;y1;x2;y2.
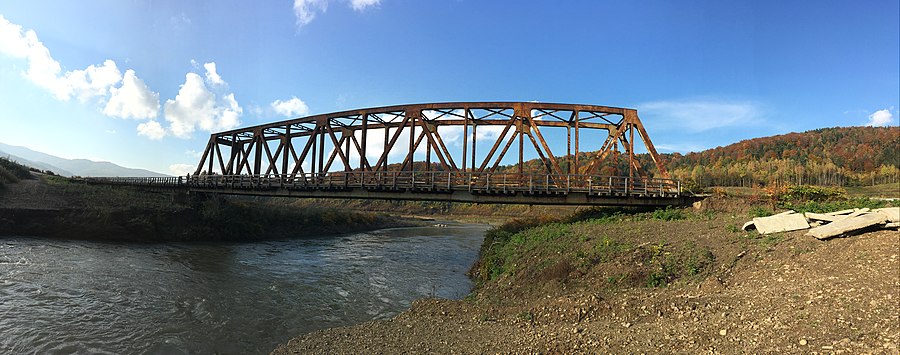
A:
194;102;670;179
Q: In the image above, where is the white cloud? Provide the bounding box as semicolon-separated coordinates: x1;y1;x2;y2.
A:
294;0;329;27
203;62;225;86
293;0;380;27
0;15;31;57
104;69;160;119
350;0;381;11
637;99;763;132
0;15;258;142
866;108;895;127
271;96;310;117
163;63;242;139
63;59;122;102
137;120;166;140
0;15;122;101
168;163;195;176
0;15;65;98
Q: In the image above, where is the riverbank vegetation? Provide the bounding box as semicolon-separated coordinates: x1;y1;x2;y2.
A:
0;157;34;188
0;173;412;242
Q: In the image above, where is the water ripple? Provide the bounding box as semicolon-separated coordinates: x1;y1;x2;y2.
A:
0;223;487;354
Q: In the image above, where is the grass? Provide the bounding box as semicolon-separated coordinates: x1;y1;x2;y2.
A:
769;184;899;213
778;197;896;213
471;205;719;292
748;206;774;218
0;157;34;187
639;240;715;287
652;206;686;221
845;183;900;199
738;232;785;251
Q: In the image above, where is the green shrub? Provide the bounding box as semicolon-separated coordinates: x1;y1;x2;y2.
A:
652;206;685;221
0;157;32;181
779;197;891;213
780;185;846;202
0;166;19;184
748;206;773;218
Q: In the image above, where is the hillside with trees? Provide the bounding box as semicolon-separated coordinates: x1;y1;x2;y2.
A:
664;126;899;188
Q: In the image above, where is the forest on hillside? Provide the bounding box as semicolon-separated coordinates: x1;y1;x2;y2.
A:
663;126;899;188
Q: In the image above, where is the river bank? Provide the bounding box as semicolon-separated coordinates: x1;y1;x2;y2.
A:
0;174;415;242
272;196;900;354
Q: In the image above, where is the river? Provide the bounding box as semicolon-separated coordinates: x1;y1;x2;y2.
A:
0;222;488;354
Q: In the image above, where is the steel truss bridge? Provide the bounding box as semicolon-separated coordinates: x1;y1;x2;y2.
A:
94;102;690;206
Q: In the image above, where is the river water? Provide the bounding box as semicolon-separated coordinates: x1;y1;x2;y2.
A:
0;223;488;354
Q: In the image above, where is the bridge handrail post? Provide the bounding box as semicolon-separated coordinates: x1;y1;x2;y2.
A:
625;177;629;195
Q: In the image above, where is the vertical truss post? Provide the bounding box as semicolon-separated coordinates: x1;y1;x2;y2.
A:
461;109;468;173
253;129;263;175
361;113;367;171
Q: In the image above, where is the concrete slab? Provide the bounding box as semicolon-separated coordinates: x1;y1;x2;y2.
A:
804;212;842;222
874;207;900;223
806;213;889;240
825;209;856;216
741;221;755;231
752;213;810;234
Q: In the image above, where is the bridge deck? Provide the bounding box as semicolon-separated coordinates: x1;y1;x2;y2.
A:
84;172;689;207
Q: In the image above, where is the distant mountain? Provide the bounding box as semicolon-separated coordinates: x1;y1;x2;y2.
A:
0;142;168;177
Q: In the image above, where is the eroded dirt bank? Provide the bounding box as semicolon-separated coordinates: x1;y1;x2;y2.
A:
273;201;899;354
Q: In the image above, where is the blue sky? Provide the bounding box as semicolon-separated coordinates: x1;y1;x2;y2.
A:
0;1;897;175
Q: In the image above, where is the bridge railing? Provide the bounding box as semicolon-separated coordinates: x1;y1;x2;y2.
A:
82;176;186;187
186;171;681;197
